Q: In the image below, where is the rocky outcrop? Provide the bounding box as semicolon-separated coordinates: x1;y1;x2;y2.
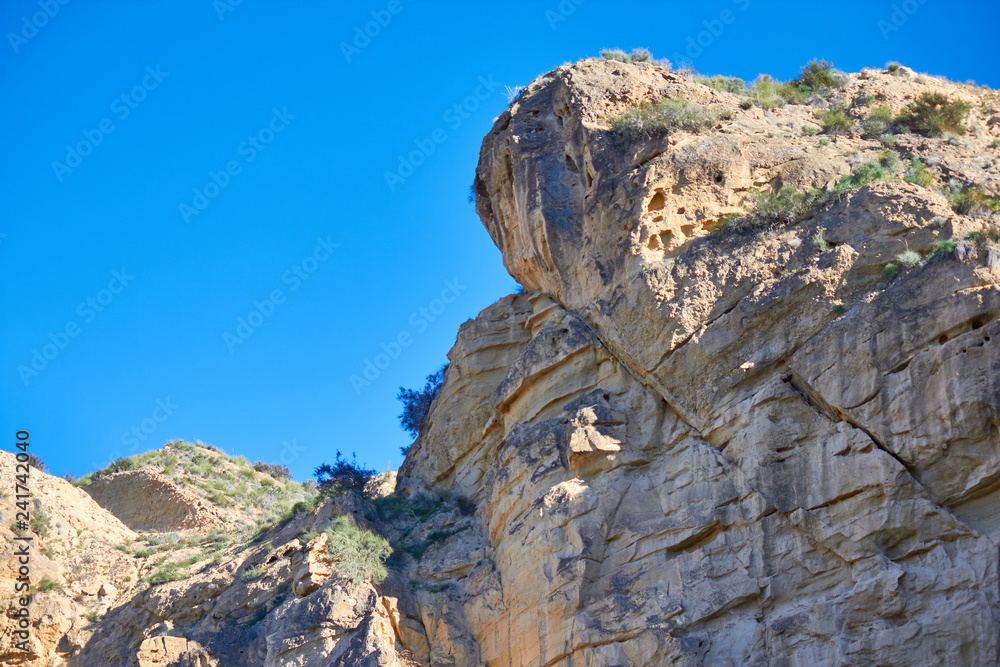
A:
4;58;999;666
0;452;136;665
397;59;1000;665
82;470;227;532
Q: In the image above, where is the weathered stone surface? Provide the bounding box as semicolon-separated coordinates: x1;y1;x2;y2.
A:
397;58;1000;665
82;470;227;532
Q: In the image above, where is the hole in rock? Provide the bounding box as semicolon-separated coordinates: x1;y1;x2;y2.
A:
565;154;579;173
647;192;665;211
714;172;725;184
938;334;949;345
681;224;696;236
677;207;686;215
652;215;663;222
971;318;984;330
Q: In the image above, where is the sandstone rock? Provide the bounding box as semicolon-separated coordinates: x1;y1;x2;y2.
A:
396;58;1000;665
290;532;333;597
82;470;227;532
137;635;216;666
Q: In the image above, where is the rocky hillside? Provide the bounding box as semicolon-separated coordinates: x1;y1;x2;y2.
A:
394;57;1000;665
3;56;999;666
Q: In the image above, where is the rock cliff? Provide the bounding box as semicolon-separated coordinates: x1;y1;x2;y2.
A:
396;58;1000;665
3;58;999;666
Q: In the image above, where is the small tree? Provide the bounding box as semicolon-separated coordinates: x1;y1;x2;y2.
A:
314;451;375;497
396;365;448;454
27;454;47;472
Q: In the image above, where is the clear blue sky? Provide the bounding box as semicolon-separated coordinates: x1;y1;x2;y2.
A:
3;0;998;481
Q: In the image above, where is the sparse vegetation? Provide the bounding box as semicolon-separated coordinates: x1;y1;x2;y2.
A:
696;75;745;95
397;365;448;454
241;565;266;582
899;92;972;136
949;186;1000;217
877;149;899;169
746;75;785;110
905;159;933;187
795;59;848;91
886;62;902;75
818;108;853;134
599;48;668;67
84;441;319;534
802;126;818;136
928;238;958;262
30;507;51;537
714;187;827;237
324;516;392;586
608;97;717;149
27;454;47;472
85;610;102;623
36;576;61;593
253;462;292;479
882;263;900;281
835;161;890;194
314;451;375;497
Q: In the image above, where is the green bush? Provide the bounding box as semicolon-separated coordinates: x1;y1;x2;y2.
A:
949;187;1000;217
886;62;902;75
714;187;827;237
241;565;266;582
746;75;785;110
928;238;958;262
835;161;889;194
600;48;665;65
802;126;819;136
877;149;899;169
818;108;853;134
144;562;190;586
991;138;1000;149
776;81;812;105
608;97;716;148
324;517;392;586
253;462;292;479
30;508;51;537
882;263;900;281
868;104;894;123
85;610;102;623
36;576;61;593
796;59;848;90
904;159;933;187
899;92;972;136
695;75;745;95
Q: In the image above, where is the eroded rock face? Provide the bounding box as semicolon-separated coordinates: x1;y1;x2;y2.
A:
82;470;227;532
398;59;1000;665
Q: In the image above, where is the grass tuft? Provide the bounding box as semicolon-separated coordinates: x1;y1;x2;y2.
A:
608;98;716;149
324;516;392;587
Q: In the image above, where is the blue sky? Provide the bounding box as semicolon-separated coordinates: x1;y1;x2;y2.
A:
3;0;998;481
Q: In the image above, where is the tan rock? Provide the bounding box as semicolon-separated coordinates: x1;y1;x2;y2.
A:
137;635;216;666
396;58;1000;665
82;470;226;532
